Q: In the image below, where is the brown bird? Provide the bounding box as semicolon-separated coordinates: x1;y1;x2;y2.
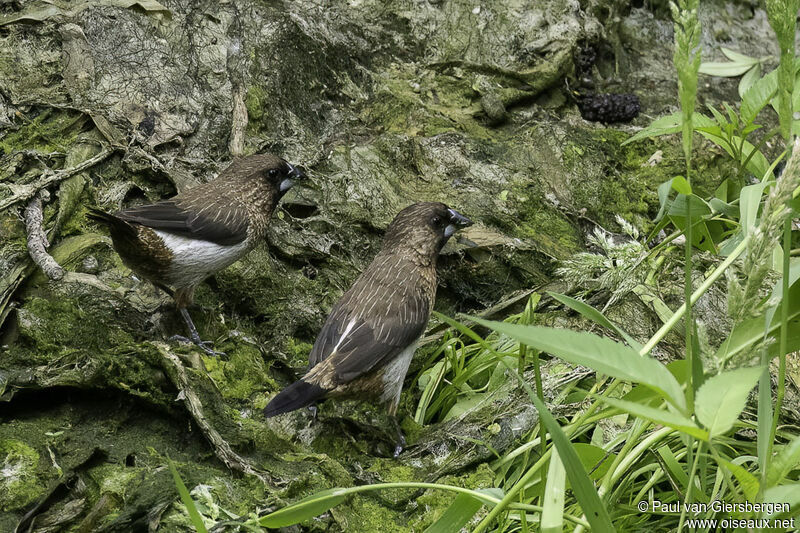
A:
263;202;472;455
88;153;305;354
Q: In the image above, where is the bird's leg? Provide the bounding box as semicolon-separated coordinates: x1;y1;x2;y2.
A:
171;307;226;357
169;287;225;357
391;415;406;458
307;403;319;422
171;310;224;356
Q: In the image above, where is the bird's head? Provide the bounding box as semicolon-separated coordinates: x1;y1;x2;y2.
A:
271;158;306;198
233;153;306;198
382;202;473;261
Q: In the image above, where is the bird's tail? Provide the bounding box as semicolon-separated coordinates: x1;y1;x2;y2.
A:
263;379;327;418
86;207;116;225
87;208;137;240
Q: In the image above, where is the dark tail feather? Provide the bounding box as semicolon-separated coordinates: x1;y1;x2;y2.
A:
264;380;327;418
87;208;137;240
86;207;116;225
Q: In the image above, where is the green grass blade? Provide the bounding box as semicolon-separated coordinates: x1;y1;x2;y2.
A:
259;488;347;528
259;482;502;529
766;436;800;487
471;317;686;412
168;460;209;533
423;493;484;533
695;366;762;437
762;485;800;518
541;448;566;533
548;292;642;350
591;394;708;440
529;393;616;532
717;459;760;501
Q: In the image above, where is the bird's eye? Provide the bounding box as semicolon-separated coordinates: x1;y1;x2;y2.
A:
268;169;279;179
432;216;441;225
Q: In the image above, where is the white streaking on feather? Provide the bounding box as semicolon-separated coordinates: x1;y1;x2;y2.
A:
331;319;357;355
155;230;250;286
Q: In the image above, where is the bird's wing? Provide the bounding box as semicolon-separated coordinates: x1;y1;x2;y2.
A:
308;284;429;384
114;198;249;246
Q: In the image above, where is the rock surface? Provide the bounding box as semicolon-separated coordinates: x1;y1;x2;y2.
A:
0;0;793;530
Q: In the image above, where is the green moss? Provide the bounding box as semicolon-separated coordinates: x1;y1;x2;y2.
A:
0;440;46;512
15;296;134;355
283;336;314;368
564;128;731;231
0;109;86;156
245;85;267;126
203;342;268;400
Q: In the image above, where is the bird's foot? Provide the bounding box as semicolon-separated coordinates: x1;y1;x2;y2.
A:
393;433;406;458
391;416;406;458
307;404;319;422
169;335;226;357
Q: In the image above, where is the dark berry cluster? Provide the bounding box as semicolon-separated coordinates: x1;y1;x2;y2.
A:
578;93;641;123
575;43;598;81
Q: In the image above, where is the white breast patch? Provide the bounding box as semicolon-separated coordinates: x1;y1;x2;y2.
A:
154;230;251;287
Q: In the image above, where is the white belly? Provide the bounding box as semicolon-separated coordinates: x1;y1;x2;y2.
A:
155;230;251;287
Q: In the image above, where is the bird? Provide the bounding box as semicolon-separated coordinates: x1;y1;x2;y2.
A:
88;153;305;355
263;201;472;455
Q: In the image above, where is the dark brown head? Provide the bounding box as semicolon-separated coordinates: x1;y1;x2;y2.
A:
381;202;473;261
223;153;306;199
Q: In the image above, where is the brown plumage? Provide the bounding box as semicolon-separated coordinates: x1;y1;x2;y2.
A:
88;153;305;353
264;202;472;453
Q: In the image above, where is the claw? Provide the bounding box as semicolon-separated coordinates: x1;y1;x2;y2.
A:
173;307;226;356
169;334;226;357
391;416;406;458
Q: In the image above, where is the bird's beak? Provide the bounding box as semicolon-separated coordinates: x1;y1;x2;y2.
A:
444;208;473;238
280;163;306;192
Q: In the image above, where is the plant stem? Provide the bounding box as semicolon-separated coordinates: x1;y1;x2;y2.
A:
677;440;704;532
769;218;791;450
639;236;750;356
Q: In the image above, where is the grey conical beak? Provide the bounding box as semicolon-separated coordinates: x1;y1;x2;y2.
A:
280;163;307;192
444;208;472;238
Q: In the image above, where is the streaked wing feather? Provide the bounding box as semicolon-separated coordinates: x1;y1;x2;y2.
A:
308;289;428;384
115;200;248;246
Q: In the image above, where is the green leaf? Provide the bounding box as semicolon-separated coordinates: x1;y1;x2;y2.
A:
739;181;771;234
259;488;347;528
720;47;759;64
766;436;800;487
424;493;484;533
667;194;712;217
696;130;770;179
572;443;616;481
169;460;209;533
541;448;566;533
708;198;739;219
741;68;779;124
718;459;760;501
670;175;692;194
622;113;682;145
592;395;708;440
548;292;641;350
716;280;800;363
695;367;762;437
443;393;486;421
529;394;616;531
762;485;800;518
739;64;762;97
471;319;686;411
699;61;758;77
